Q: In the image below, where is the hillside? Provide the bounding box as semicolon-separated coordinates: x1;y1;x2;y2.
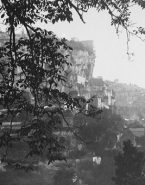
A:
106;81;145;120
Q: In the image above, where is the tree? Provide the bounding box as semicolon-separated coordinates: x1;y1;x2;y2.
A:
112;140;145;185
77;109;124;153
0;0;144;170
76;157;116;185
0;0;102;169
53;166;75;185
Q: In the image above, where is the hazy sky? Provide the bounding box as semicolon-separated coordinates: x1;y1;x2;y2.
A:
35;6;145;88
1;5;145;88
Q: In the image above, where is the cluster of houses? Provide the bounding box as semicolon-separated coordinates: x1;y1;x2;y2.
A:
107;81;145;120
118;122;145;148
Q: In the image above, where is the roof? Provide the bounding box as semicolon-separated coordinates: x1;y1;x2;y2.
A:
74;96;85;100
2;122;22;126
120;129;134;142
129;122;143;128
129;128;145;137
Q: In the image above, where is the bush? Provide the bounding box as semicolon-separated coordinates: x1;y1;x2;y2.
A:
53;166;75;185
68;150;86;159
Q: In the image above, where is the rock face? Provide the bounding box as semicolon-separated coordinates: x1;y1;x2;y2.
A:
62;39;96;98
71;50;95;81
0;33;96;99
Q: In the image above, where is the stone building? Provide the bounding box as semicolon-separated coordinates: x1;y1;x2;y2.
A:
90;77;116;110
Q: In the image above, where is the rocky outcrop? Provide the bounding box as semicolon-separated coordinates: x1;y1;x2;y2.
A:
62;39;96;98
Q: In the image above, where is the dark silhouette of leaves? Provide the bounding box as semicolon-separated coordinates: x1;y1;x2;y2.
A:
0;0;144;168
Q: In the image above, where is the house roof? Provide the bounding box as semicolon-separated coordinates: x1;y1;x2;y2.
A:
130;121;143;127
120;129;134;142
129;128;145;137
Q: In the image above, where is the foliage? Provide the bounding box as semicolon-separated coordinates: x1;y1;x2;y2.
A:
77;156;115;185
0;28;74;165
0;163;55;185
0;0;144;170
0;0;102;169
69;150;86;159
77;109;124;152
1;0;143;29
53;166;75;185
112;140;145;185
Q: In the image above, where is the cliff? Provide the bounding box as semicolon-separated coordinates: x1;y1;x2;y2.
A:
61;39;96;98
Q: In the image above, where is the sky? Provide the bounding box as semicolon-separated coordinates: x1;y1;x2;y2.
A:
1;4;145;88
34;7;145;88
34;6;145;88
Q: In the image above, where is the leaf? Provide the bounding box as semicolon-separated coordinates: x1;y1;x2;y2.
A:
1;13;5;18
